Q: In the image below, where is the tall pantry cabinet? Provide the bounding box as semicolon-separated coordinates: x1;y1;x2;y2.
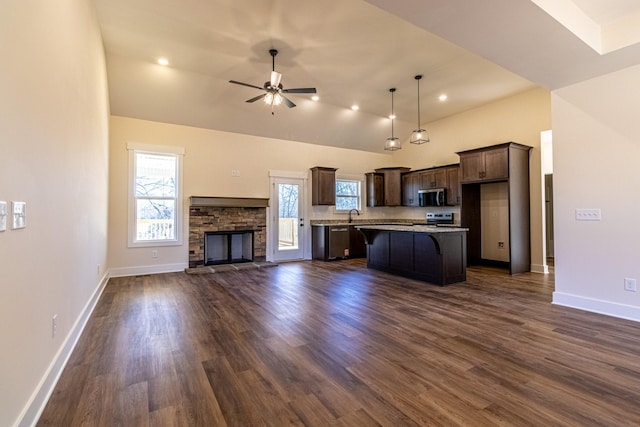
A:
457;142;532;274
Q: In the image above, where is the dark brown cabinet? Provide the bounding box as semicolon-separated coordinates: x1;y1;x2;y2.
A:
421;168;446;189
457;142;531;274
365;172;385;207
371;167;410;207
402;173;421;206
401;164;461;207
377;167;410;207
459;146;508;183
349;226;366;257
358;227;467;285
445;166;461;205
311;167;337;205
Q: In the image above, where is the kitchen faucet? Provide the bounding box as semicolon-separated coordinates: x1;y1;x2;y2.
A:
348;208;360;223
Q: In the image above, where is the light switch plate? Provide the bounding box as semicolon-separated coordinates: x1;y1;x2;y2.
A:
12;201;26;229
0;201;6;231
576;208;601;221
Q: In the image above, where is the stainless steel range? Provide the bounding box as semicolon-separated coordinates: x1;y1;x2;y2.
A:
426;212;454;225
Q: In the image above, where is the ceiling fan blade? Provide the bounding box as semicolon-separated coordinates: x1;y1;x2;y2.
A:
270;71;282;88
281;95;296;108
246;93;267;103
282;87;317;94
229;80;263;90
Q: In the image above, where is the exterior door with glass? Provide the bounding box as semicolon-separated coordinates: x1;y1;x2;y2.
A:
271;177;305;261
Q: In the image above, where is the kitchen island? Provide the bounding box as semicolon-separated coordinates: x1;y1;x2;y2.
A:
356;225;467;286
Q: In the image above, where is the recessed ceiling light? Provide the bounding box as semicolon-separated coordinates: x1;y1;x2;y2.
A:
389;114;396;120
439;94;448;101
157;57;169;66
351;105;359;111
311;95;319;102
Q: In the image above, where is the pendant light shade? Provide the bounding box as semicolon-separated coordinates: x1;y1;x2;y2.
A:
384;88;401;151
410;75;429;144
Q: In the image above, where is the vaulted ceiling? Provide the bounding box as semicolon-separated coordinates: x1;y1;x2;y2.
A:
94;0;640;152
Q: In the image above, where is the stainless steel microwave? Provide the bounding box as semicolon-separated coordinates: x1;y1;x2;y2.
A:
418;188;446;207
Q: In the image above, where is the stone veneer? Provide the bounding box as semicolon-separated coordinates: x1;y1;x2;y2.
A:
189;206;266;268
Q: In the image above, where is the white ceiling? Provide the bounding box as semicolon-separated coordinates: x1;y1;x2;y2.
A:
94;0;640;153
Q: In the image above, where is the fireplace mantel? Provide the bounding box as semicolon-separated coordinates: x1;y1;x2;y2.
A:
190;196;269;208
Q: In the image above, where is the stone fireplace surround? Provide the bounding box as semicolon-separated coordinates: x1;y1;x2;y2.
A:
189;197;268;268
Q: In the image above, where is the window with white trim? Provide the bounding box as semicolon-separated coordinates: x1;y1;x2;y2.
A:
335;179;361;211
128;143;184;247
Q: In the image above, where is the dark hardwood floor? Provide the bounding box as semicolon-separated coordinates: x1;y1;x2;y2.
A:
38;259;640;426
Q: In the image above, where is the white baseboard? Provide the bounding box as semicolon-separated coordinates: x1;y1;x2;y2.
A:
109;262;188;278
17;272;110;427
553;292;640;322
530;264;549;274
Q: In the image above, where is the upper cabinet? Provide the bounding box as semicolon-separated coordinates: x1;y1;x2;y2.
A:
420;168;446;189
311;166;337;205
459;146;508;183
365;172;385;207
402;173;421;206
373;167;410;207
378;167;410;207
401;164;461;207
445;166;461;205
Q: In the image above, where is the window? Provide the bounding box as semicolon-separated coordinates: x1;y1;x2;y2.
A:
128;143;184;247
335;179;361;211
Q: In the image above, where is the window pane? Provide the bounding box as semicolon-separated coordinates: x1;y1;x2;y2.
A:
278;184;299;250
136;199;175;241
336;180;358;197
135;153;176;197
278;184;299;218
336;196;358;211
335;179;360;211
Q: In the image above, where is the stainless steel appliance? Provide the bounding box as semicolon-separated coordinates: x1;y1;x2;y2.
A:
418;188;446;207
329;226;350;259
426;212;454;225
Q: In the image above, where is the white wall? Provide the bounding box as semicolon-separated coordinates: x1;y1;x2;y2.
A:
393;87;551;272
0;1;110;425
108;116;397;274
552;64;640;320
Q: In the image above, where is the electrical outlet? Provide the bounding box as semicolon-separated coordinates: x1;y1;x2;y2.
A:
151;250;158;258
624;278;637;292
498;241;504;248
52;314;57;338
231;169;240;177
576;208;601;221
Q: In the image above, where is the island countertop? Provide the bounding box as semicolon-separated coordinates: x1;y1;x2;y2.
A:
356;224;468;233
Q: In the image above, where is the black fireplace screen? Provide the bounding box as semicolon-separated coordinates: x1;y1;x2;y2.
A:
204;230;254;265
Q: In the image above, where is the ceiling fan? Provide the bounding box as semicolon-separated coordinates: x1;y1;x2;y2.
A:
229;49;317;114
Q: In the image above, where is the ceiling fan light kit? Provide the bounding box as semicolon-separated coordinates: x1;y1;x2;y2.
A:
384;88;402;151
410;75;429;144
229;49;317;115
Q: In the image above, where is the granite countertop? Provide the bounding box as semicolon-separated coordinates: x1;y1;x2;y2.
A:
310;219;427;227
355;224;468;233
311;222;406;227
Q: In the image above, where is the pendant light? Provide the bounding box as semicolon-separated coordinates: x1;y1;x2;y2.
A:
410;75;430;144
384;88;401;151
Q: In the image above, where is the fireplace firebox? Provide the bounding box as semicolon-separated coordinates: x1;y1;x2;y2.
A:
204;230;254;265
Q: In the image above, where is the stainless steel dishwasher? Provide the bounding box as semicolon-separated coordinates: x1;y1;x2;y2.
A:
328;226;350;259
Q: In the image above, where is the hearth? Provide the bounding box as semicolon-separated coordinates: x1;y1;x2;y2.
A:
204;230;254;265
